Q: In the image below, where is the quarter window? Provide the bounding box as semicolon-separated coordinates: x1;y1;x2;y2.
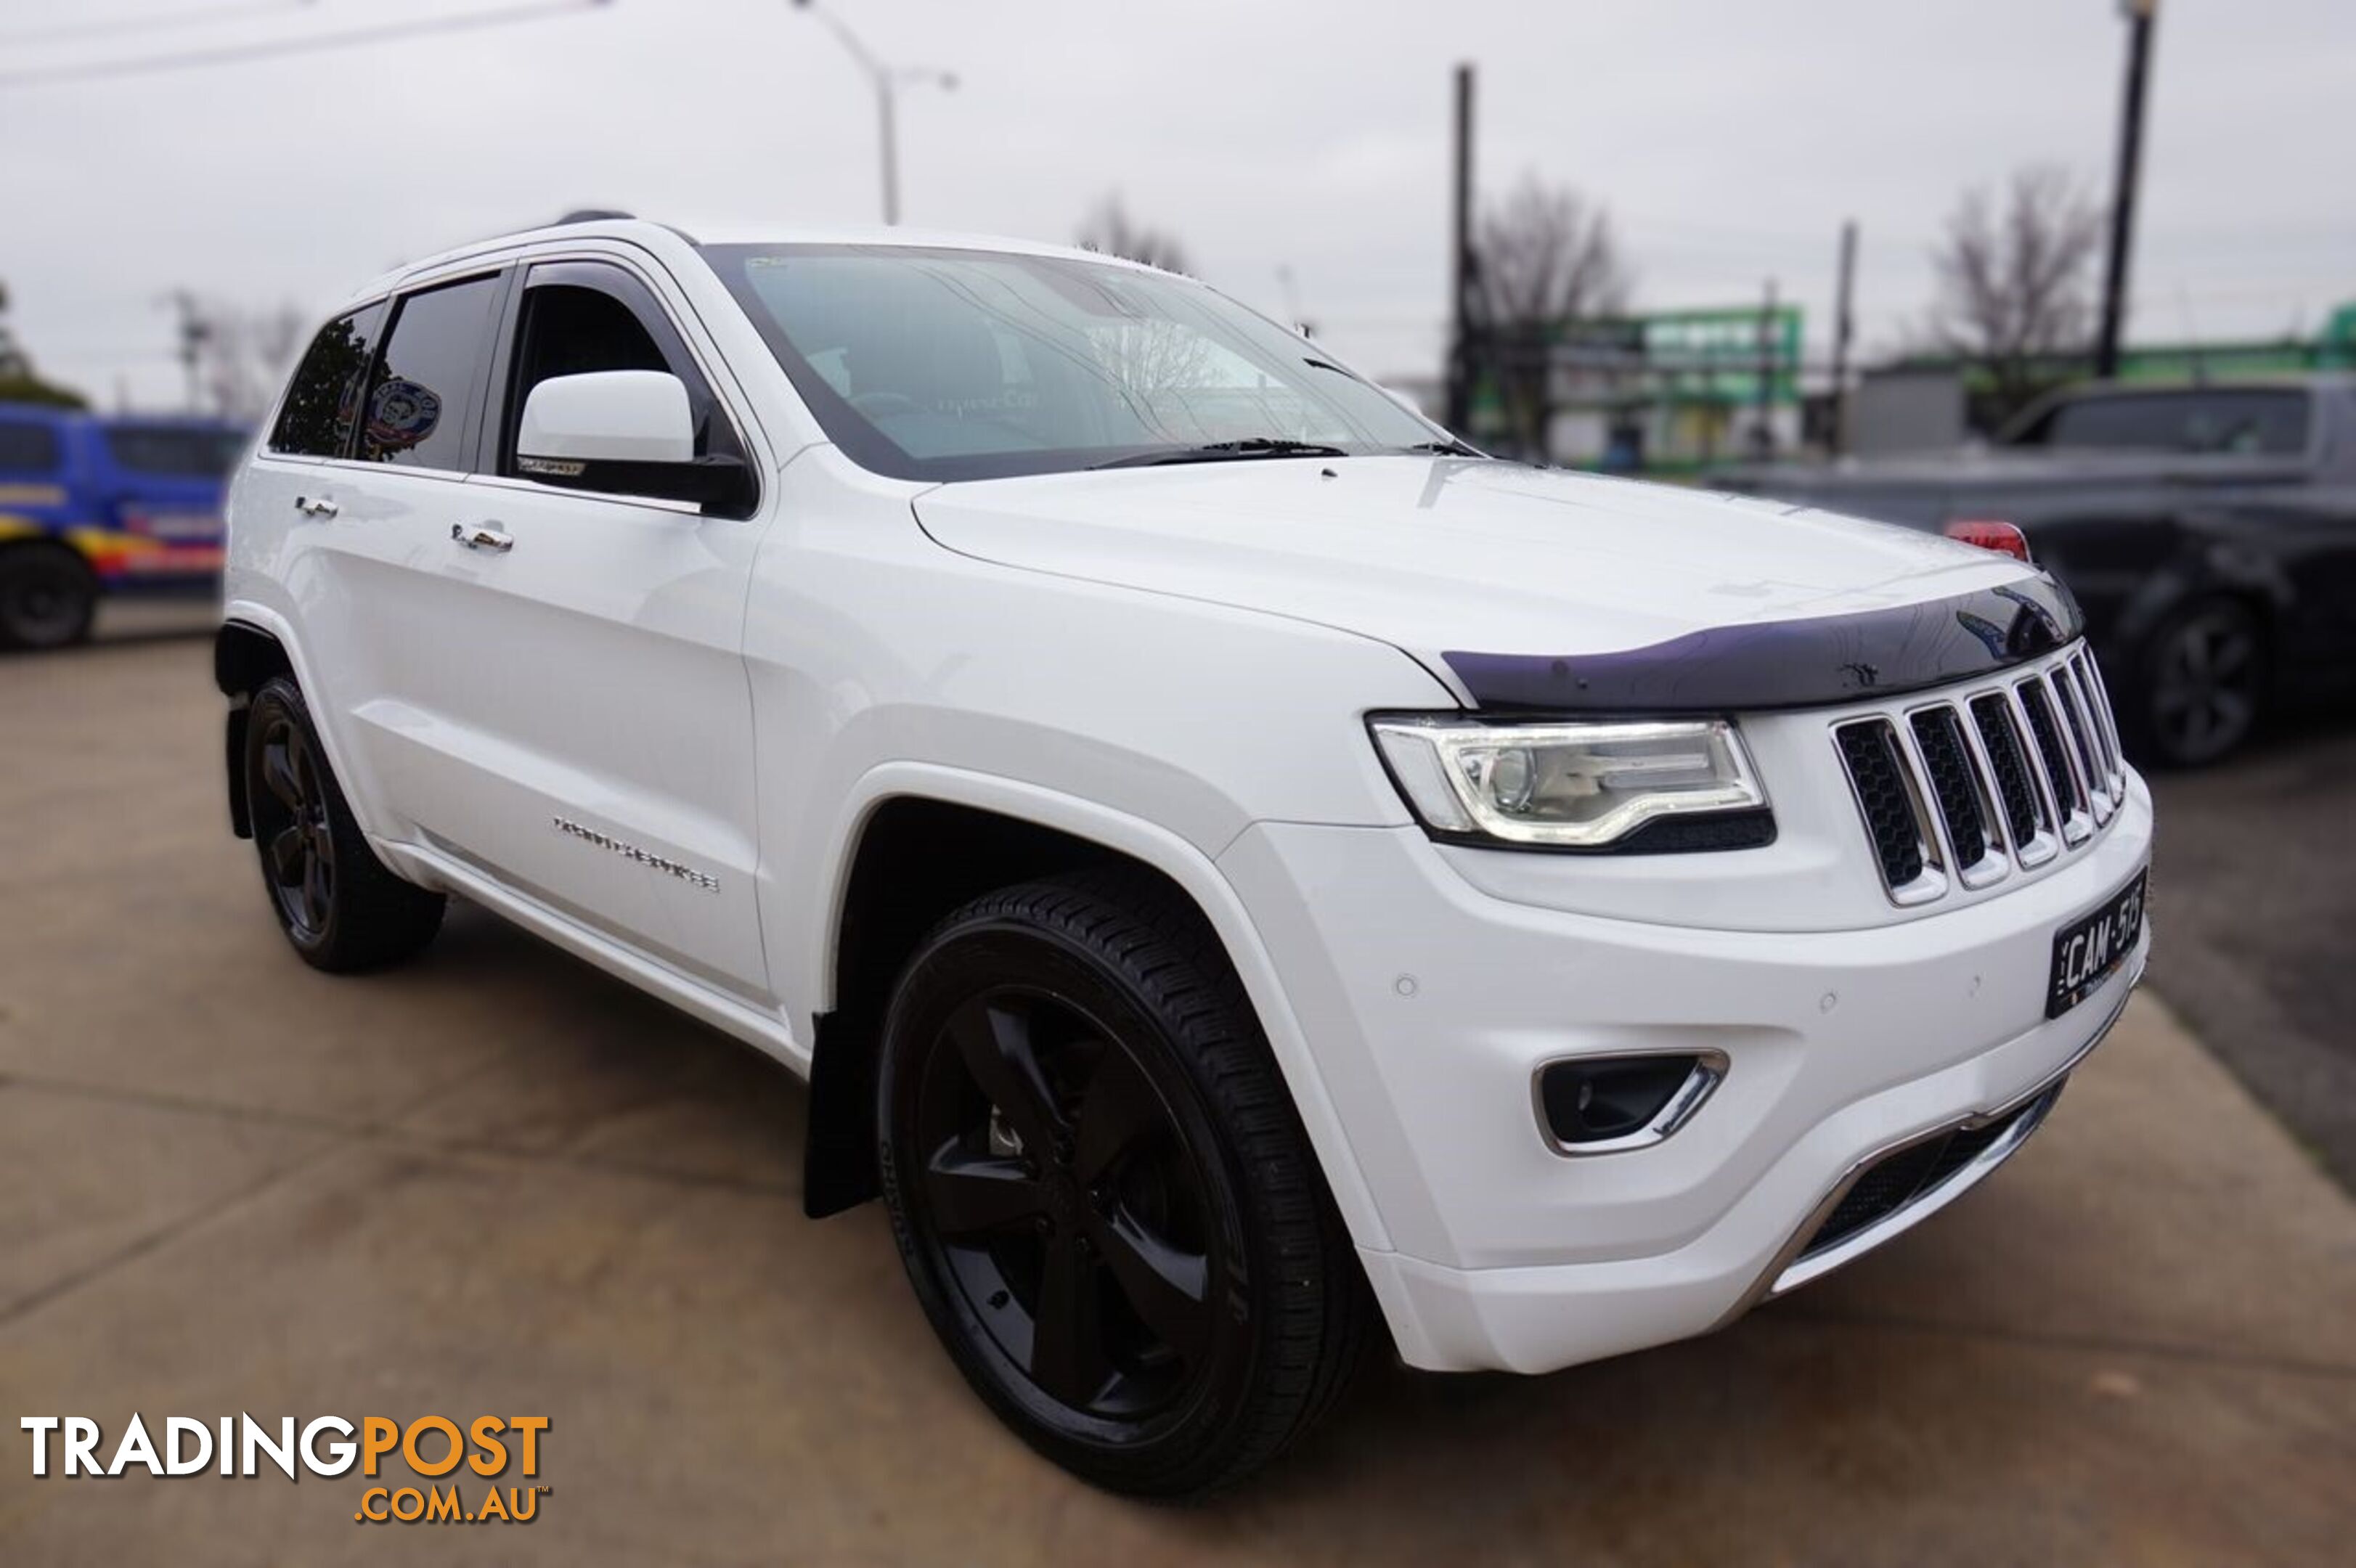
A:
357;275;504;470
269;305;386;458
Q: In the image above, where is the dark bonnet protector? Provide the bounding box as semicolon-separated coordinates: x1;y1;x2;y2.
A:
1444;577;2083;714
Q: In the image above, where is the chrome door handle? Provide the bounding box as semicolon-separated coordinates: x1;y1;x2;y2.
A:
294;495;339;518
451;523;513;553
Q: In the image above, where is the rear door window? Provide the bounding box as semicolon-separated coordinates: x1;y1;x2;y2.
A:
356;274;505;470
2040;390;2311;455
269;304;386;458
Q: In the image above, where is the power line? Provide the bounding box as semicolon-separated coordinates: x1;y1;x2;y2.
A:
0;0;316;50
0;0;611;90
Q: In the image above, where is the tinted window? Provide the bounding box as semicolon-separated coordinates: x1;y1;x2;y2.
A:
269;305;385;457
2037;390;2311;455
102;425;245;478
357;275;503;470
0;420;63;476
499;270;742;476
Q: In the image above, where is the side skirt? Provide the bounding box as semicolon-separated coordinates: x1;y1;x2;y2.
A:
378;838;809;1076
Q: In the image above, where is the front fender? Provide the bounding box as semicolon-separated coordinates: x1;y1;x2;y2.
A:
805;760;1394;1254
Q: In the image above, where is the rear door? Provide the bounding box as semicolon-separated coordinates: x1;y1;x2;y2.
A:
278;274;508;840
389;253;773;1002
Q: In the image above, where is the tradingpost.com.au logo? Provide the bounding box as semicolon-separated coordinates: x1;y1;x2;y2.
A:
21;1413;550;1525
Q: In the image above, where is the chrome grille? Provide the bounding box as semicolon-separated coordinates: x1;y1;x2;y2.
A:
1833;645;2127;905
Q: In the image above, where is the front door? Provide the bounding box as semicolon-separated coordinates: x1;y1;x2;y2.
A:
387;255;774;1003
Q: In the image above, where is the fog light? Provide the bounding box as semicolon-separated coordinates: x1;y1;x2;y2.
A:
1534;1052;1727;1154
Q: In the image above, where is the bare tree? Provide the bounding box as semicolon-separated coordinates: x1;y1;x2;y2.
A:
1472;174;1632;456
1928;165;2104;425
1075;194;1191;276
188;298;309;420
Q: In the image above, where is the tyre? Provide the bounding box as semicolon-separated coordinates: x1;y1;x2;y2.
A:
875;872;1369;1497
0;544;98;651
2121;598;2267;768
242;676;446;971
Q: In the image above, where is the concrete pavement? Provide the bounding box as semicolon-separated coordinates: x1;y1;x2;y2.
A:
2;632;2352;1564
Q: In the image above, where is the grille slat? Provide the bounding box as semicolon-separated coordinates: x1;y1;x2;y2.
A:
2073;650;2127;801
2017;677;2089;836
1909;708;2000;881
2050;667;2111;822
1838;645;2121;904
1968;693;2045;852
1833;721;1929;892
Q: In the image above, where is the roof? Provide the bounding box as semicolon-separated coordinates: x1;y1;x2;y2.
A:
342;213;1165;309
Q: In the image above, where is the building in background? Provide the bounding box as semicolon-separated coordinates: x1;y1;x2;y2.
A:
1462;304;1803;475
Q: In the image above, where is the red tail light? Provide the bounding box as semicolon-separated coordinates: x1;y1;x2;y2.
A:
1945;518;2033;563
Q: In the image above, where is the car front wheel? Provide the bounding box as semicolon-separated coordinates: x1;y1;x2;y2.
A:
876;872;1369;1497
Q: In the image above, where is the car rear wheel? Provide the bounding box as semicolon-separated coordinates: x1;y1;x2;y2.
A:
0;544;98;651
876;872;1369;1497
243;676;446;971
2128;599;2266;768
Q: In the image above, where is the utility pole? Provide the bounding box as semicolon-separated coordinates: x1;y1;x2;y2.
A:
1830;219;1858;456
1753;277;1778;460
791;0;956;226
2095;0;2159;379
1444;62;1475;435
162;289;207;413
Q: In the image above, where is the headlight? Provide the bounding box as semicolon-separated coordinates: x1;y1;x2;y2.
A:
1369;716;1769;850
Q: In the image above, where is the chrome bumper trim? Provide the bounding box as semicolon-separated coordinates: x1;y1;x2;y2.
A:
1713;959;2140;1331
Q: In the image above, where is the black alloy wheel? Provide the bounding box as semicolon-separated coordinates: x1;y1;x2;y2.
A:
2137;600;2265;767
911;984;1218;1419
0;545;99;651
252;708;337;944
240;677;445;971
877;873;1369;1497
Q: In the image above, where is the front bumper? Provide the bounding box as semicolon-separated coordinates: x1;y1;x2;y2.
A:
1217;775;2153;1374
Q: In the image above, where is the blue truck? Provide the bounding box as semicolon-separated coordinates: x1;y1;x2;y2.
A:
0;404;245;648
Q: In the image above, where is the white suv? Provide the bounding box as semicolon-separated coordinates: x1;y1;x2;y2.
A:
216;213;2152;1495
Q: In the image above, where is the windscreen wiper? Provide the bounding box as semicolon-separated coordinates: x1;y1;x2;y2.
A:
1398;438;1483;457
1091;438;1352;470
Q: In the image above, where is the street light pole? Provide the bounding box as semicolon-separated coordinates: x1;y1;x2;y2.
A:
791;0;955;226
1445;62;1475;435
2095;0;2159;380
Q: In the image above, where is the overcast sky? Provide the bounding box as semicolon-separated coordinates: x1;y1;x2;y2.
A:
4;0;2350;412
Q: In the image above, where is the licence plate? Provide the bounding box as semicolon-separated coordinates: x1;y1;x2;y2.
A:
2047;867;2147;1018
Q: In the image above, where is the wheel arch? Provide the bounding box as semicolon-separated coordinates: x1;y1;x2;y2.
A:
801;773;1390;1258
215;618;296;838
2108;518;2291;670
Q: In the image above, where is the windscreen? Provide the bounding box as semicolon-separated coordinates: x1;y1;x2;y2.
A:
704;244;1435;481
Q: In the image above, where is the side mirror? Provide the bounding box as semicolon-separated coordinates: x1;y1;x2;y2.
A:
515;369;751;514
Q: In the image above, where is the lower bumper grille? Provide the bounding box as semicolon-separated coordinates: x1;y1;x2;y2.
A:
1764;1078;2068;1299
1800;1084;2059;1259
